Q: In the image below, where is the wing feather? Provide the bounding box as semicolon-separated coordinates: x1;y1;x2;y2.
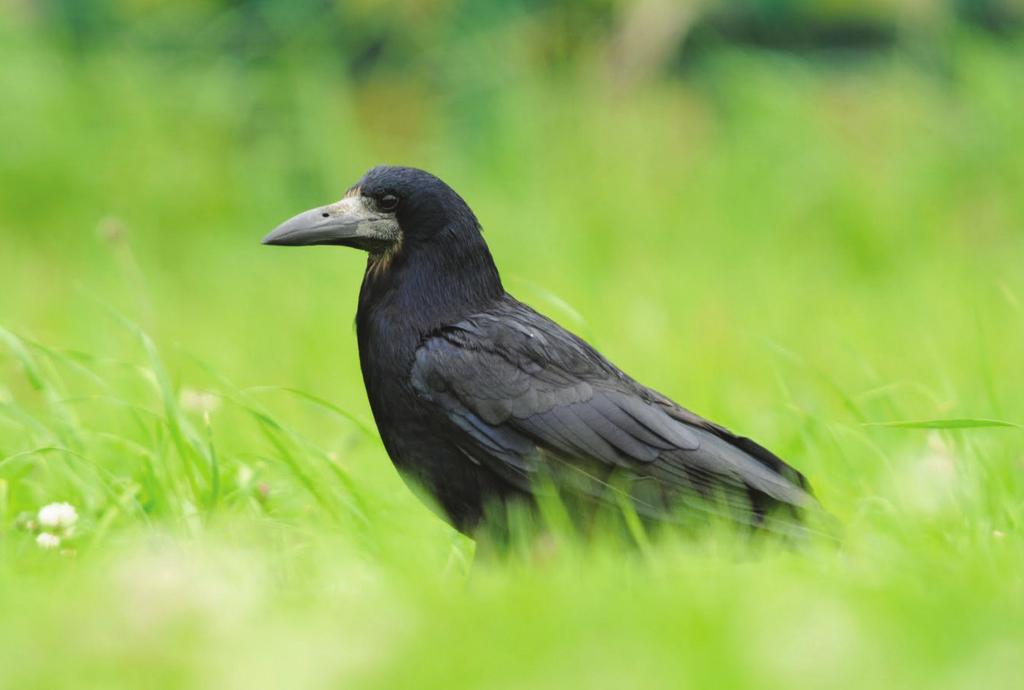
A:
411;297;814;522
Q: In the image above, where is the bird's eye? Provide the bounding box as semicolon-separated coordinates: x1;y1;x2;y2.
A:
378;194;399;212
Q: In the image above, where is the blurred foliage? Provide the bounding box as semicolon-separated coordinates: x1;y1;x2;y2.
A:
11;0;1024;67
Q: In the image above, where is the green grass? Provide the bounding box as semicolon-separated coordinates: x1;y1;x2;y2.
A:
2;18;1024;689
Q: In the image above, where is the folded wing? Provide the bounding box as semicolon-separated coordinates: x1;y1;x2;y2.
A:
411;297;814;525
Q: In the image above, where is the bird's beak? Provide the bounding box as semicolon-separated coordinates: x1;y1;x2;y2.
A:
261;196;399;251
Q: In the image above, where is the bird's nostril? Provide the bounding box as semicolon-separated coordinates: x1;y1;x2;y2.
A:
321;212;329;218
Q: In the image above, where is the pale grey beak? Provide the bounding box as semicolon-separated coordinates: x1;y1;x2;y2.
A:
261;196;399;251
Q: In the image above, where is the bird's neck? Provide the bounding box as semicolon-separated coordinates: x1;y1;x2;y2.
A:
356;230;504;339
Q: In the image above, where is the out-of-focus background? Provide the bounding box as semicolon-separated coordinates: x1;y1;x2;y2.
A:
1;2;1023;688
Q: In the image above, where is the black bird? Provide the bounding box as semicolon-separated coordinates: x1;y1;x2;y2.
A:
263;166;815;537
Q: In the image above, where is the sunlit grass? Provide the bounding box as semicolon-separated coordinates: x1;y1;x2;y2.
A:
1;20;1023;690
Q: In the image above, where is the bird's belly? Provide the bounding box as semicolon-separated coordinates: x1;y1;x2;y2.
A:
376;419;515;533
357;327;522;534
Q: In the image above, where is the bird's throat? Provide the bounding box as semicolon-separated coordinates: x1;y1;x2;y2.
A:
357;231;504;337
366;237;404;278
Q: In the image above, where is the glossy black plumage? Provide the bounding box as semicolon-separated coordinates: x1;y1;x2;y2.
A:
267;166;815;536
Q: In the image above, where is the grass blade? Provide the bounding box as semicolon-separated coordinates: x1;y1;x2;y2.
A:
864;418;1020;430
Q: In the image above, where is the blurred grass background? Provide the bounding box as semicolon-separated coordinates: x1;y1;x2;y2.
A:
1;1;1023;688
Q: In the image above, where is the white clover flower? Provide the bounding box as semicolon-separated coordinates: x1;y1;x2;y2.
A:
38;502;78;529
179;388;221;414
36;532;61;549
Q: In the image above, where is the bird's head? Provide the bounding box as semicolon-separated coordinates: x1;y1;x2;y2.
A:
262;166;480;258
